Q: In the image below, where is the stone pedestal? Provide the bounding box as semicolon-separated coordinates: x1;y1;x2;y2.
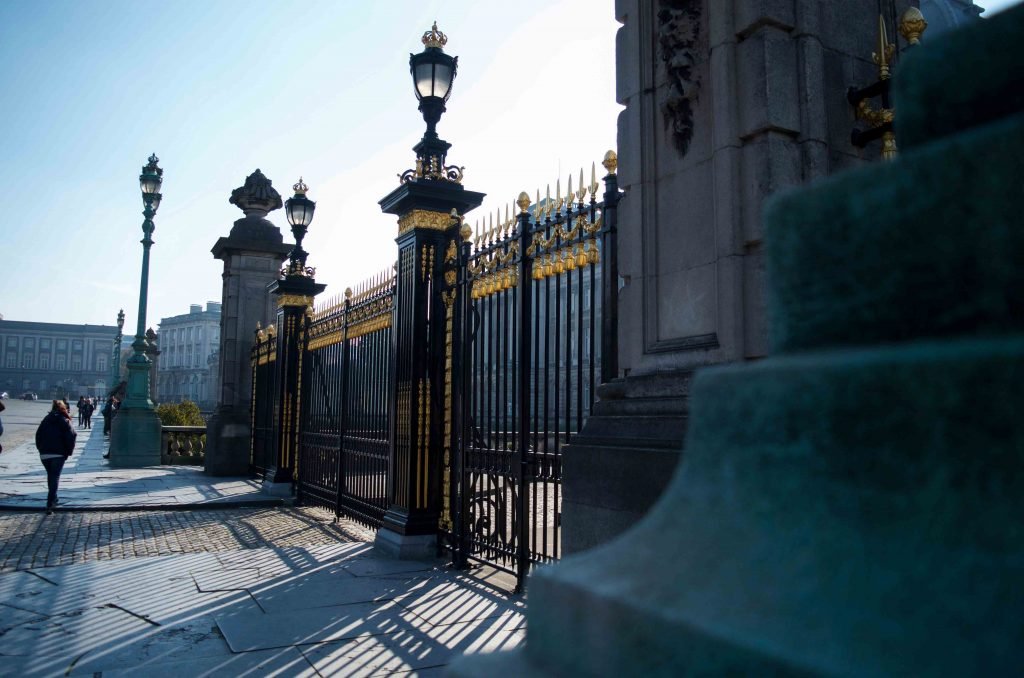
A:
108;407;163;468
205;170;292;477
564;0;921;553
452;6;1024;674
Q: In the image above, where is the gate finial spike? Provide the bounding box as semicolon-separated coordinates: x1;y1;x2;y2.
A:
602;149;618;175
517;191;530;213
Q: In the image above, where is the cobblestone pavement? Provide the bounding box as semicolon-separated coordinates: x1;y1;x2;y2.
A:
0;506;375;572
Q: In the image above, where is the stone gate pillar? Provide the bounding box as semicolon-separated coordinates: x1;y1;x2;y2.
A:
206;170;293;476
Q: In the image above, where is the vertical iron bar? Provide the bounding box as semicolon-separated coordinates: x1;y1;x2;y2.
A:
334;298;351;518
515;205;533;592
600;169;620;384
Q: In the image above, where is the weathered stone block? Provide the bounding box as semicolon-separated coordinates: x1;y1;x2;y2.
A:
739;129;802;245
734;0;797;38
766;112;1024;354
736;26;801;139
656;262;718;341
525;336;1024;677
655;159;716;272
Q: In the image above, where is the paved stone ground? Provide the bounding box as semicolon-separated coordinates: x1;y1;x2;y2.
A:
0;507;375;573
0;507;524;677
0;400;525;676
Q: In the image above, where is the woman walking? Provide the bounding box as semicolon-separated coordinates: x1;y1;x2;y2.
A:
36;400;77;514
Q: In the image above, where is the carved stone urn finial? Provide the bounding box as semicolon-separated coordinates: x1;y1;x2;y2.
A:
229;169;283;217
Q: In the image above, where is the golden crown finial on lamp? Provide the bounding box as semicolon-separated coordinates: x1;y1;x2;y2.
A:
422;21;448;48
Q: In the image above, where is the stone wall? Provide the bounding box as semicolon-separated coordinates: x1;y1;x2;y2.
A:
614;0;917;376
563;0;925;554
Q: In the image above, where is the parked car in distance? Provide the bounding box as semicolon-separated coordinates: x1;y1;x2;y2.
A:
21;392;38;400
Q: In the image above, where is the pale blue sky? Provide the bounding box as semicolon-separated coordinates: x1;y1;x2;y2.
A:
0;0;1018;332
0;0;620;332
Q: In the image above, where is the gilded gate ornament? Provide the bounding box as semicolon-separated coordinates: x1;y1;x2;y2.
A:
398;209;456;234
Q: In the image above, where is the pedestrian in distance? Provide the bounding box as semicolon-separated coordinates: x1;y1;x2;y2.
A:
82;398;94;429
102;396;114;437
76;396;86;427
36;400;77;514
0;399;5;454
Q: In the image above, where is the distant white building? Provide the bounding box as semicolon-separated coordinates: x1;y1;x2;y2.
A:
157;302;221;407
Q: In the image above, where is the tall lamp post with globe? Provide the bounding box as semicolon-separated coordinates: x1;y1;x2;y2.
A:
109;154;164;467
263;178;326;492
373;24;484;557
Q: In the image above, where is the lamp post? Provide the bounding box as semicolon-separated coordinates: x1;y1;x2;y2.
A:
109;154;165;467
264;178;326;492
375;23;484;557
109;308;124;392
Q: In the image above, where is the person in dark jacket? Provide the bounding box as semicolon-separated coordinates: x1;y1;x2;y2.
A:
36;400;77;514
82;399;94;429
102;396;115;436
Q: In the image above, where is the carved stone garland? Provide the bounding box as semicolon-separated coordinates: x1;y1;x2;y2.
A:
657;0;702;158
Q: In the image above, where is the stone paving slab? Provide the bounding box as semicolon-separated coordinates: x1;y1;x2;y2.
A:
191;566;262;592
396;579;526;628
88;647;316;677
2;604;155;676
299;614;525;677
250;571;441;614
340;557;440;578
217;600;409;652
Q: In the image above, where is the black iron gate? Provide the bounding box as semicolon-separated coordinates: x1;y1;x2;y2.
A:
250;156;619;591
446;171;617;589
296;276;394;528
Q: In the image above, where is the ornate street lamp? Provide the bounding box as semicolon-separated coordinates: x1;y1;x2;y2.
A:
109;154;165;466
283;178;316;277
410;22;458;141
397;23;466;185
266;177;325;487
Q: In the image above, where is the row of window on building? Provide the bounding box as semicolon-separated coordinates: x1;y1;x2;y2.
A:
5;353;107;372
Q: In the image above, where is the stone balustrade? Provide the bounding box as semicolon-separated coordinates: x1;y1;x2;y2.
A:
160;426;206;466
